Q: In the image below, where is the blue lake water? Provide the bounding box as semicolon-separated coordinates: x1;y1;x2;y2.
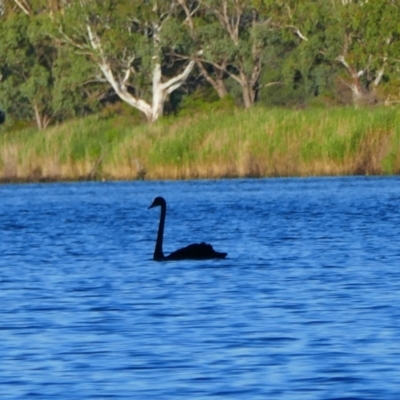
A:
1;177;400;399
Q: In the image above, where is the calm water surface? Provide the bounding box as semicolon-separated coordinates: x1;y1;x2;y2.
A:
1;177;400;399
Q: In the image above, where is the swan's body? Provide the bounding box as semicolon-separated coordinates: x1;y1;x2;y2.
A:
149;196;227;261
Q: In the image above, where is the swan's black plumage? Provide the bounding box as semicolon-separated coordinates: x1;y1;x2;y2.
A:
148;196;227;261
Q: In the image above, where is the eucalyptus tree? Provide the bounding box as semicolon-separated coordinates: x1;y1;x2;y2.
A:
255;0;338;104
0;0;98;129
57;0;197;122
321;0;400;105
269;0;400;106
181;0;297;108
201;0;273;108
179;0;229;99
0;1;55;128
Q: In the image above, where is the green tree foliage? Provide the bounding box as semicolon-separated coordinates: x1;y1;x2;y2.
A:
182;0;281;108
0;0;101;129
317;0;400;105
56;0;197;122
269;0;400;106
1;0;400;131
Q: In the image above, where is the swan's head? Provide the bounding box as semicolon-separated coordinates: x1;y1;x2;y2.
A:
148;196;166;209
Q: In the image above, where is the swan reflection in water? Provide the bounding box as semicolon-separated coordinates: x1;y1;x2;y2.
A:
148;196;227;261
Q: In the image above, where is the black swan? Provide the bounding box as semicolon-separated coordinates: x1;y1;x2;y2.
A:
148;196;227;261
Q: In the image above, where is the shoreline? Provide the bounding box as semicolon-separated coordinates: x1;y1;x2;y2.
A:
2;105;400;183
0;170;394;185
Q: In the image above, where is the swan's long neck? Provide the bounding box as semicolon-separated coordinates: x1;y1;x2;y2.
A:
154;203;166;260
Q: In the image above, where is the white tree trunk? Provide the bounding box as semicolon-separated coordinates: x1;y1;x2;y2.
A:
336;55;382;107
87;25;195;123
33;103;51;130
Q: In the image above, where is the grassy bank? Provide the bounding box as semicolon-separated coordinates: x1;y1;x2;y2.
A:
1;105;400;182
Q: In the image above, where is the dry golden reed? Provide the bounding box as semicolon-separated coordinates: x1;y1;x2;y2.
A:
1;105;400;182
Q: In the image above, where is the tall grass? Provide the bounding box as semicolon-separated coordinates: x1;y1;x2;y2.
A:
1;105;400;182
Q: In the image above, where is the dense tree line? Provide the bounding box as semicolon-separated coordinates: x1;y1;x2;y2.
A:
1;0;400;129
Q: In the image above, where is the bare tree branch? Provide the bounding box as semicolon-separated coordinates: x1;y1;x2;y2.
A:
13;0;31;16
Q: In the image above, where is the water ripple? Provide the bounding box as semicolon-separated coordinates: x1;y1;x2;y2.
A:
1;177;400;399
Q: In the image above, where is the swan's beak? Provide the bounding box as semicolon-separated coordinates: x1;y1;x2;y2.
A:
148;196;163;209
